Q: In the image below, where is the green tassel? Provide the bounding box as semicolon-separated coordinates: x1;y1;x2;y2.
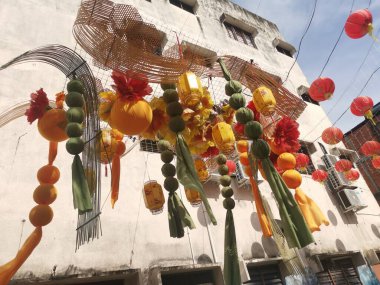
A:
168;192;195;238
224;209;241;285
72;154;93;214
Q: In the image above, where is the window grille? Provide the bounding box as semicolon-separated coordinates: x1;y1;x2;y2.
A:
244;263;284;285
224;22;256;48
169;0;194;14
161;269;215;285
275;45;292;57
317;257;362;285
140;139;160;153
301;92;320;105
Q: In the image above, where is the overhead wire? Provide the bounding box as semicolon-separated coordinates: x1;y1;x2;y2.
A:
282;0;319;85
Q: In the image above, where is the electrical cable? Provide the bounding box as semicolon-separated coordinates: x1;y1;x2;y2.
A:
282;0;319;85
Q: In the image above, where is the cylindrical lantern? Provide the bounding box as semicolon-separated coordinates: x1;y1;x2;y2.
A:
360;141;380;156
350;96;376;125
252;86;276;116
99;129;117;164
372;156;380;169
143;180;165;214
312;169;328;183
344;169;360;181
194;158;210;182
177;71;203;107
345;9;373;39
212;122;236;154
185;188;202;206
335;159;353;173
322;127;343;145
296;153;310;172
309;77;335;102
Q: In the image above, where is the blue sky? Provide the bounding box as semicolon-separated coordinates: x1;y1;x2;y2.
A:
232;0;380;134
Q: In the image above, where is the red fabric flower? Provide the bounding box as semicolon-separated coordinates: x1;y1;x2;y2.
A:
200;146;219;158
111;70;152;100
273;117;300;153
234;122;245;135
247;101;261;122
25;88;49;124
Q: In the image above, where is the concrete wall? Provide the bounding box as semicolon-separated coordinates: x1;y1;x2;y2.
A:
0;0;379;284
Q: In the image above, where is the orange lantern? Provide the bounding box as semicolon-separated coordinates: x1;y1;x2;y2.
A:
322;127;343;145
309;77;335;102
335;159;353;173
345;9;374;39
344;169;360;181
312;169;328;183
360;141;380;156
296;153;310;172
99;129;118;164
177;71;203;107
185;188;202;206
350;96;376;125
194;158;210;182
282;169;302;189
212;122;236;154
143;180;165;214
277;152;296;171
372;156;380;169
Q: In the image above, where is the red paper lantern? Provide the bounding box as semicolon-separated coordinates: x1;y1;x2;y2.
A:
360;141;380;156
344;169;360;181
335;159;353;173
309;77;335;102
344;9;373;39
296;153;310;171
226;160;236;175
312;169;328;183
322;127;343;145
350;96;376;125
372;156;380;169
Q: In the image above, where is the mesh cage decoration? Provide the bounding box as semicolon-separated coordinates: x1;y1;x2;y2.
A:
0;44;102;250
73;0;307;120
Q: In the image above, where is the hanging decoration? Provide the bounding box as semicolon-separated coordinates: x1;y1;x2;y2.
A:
344;169;360;181
335;159;353;173
277;153;296;172
226;160;236;175
158;139;195;237
269;117;301;155
295;153;310;172
360;141;380;156
143;180;165;214
372;156;380;169
110;140;126;208
282;169;303;189
322;127;343;145
177;71;203;107
312;169;328;183
184;188;202;206
350;96;377;125
252;86;276;116
65;79;93;214
212;122;236;155
344;9;374;39
309;77;335;102
194;158;210;182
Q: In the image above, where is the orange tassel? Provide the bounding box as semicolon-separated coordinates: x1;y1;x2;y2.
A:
111;141;126;208
48;142;58;165
0;227;42;285
249;177;272;237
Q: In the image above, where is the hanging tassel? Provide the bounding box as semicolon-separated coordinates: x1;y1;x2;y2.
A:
368;23;378;42
249;177;272;237
365;110;377;125
111;141;125;208
72;154;93;214
168;191;195;238
48;141;58;165
0;227;42;285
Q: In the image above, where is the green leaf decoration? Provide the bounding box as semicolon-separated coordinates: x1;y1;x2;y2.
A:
168;191;195;238
217;58;232;81
224;209;241;285
72;154;93;214
175;134;217;225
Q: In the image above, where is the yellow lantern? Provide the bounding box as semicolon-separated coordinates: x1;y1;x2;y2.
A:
212;122;236;154
185;188;202;206
99;129;118;164
194;158;210;182
143;180;165;214
252;86;276;116
178;71;203;107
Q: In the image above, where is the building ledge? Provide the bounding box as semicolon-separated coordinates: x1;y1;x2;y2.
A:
220;13;258;36
273;38;296;56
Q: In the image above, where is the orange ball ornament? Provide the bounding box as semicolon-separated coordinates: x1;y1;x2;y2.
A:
29;205;54;227
109;99;153;136
37;109;68;142
33;184;57;205
282;169;302;189
236;140;249;153
277;152;296;171
37;165;60;184
239;152;250;166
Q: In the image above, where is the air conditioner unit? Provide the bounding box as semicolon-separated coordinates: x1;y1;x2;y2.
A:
322;154;338;170
336;188;367;212
326;168;356;191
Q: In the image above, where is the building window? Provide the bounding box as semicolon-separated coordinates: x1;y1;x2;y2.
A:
161;269;215;285
169;0;194;14
298;141;316;175
224;22;256;48
301;92;320;106
275;45;293;57
140;139;159;153
316;257;362;284
245;263;284;284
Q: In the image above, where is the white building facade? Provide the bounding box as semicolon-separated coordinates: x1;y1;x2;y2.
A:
0;0;380;284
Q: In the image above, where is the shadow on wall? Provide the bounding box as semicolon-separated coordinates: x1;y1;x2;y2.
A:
327;210;338;226
251;242;265;258
371;224;380;239
250;212;262;232
197;204;211;227
204;182;221;200
197;254;213;264
231;181;253;202
336;239;346;252
262;236;280;257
